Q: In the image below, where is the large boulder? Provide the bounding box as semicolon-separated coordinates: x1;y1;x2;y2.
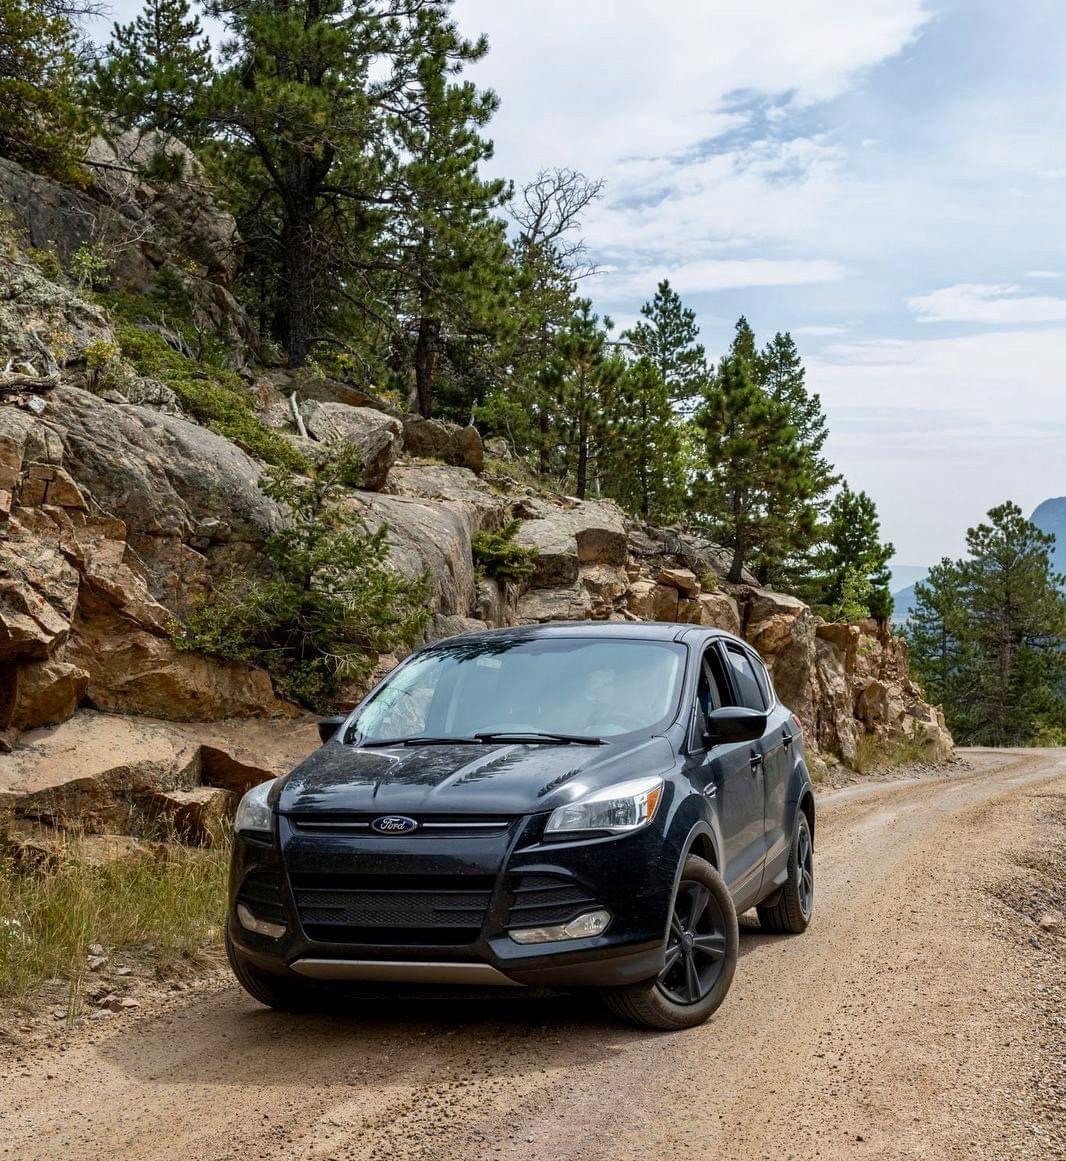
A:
402;416;484;474
301;400;402;491
68;588;286;721
1;711;321;833
389;463;511;534
514;498;627;588
516;586;594;624
626;523;758;586
354;491;477;617
0;713;202;831
0;658;88;737
85;131;241;286
0;515;80;661
41;387;279;604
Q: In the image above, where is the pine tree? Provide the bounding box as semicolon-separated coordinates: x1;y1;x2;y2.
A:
543;302;625;499
691;354;814;583
722;319;837;583
385;8;510;418
602;359;684;521
956;502;1066;745
91;0;213;141
0;0;89;182
623;280;707;413
757;331;836;499
812;485;894;621
906;558;969;710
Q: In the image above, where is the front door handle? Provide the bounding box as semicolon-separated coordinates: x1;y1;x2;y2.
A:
749;752;764;773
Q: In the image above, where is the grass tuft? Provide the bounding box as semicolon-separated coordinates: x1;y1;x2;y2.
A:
0;836;228;1012
113;323;308;472
849;729;932;775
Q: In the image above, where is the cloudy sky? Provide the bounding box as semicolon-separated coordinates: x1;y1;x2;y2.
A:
89;0;1066;565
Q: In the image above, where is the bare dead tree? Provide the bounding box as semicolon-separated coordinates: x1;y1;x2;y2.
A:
509;168;604;278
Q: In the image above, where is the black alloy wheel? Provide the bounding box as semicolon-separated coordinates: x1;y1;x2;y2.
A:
657;879;729;1005
601;855;738;1031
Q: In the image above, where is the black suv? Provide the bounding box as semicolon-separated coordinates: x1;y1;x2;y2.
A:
226;622;815;1030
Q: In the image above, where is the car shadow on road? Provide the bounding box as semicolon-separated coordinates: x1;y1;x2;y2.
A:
96;920;792;1089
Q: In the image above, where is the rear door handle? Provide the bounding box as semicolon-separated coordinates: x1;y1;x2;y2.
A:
749;752;764;772
783;733;794;749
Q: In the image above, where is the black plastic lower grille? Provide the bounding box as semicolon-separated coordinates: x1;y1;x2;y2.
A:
290;873;495;945
508;873;600;927
236;870;285;924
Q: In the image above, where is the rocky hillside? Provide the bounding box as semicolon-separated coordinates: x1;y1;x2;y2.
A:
0;135;952;848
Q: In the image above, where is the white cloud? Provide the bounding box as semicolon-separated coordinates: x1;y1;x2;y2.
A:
457;1;931;178
909;283;1066;325
811;327;1066;560
1027;270;1064;279
588;258;846;304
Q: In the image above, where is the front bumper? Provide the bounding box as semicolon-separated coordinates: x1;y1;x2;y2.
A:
226;810;676;990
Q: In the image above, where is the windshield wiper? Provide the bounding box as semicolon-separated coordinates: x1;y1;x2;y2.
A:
473;731;605;746
357;735;481;748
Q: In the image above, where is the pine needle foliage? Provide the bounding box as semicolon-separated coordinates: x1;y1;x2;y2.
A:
177;449;430;709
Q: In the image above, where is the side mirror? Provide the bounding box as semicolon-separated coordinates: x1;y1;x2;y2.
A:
703;706;767;746
318;714;348;744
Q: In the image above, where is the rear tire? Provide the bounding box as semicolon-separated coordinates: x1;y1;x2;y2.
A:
601;855;738;1031
226;931;317;1011
757;810;814;934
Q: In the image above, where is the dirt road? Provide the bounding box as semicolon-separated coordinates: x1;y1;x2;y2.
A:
1;749;1063;1161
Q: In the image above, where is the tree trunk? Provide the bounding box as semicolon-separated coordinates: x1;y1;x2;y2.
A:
283;207;314;369
728;547;745;584
575;410;588;499
414;316;441;419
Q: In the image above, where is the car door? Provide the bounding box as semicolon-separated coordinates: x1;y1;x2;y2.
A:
746;651;795;891
685;642;765;907
719;643;778;906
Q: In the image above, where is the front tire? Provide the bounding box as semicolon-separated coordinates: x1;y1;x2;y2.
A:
226;931;317;1011
601;855;738;1031
757;810;814;934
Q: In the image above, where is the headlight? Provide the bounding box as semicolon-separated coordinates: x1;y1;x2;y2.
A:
545;775;664;837
234;778;276;837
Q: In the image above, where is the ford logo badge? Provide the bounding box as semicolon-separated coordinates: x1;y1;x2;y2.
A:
370;815;419;835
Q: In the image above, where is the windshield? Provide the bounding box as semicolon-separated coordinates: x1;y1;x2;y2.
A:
350;636;686;743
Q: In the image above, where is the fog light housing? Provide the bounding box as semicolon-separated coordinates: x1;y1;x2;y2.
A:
237;903;286;939
509;909;611;945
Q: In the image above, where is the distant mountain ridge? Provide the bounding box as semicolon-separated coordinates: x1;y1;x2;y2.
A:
890;565;928;623
1031;497;1066;584
892;498;1066;622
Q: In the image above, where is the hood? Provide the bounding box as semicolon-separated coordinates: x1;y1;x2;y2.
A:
276;736;676;816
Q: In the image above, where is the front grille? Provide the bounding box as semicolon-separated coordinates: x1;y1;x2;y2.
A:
508;873;600;928
287;813;516;838
290;873;495;945
236;870;285;924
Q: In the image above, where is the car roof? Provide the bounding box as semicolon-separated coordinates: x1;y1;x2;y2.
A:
420;620;744;649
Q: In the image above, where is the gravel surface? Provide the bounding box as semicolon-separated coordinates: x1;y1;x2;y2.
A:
0;747;1062;1160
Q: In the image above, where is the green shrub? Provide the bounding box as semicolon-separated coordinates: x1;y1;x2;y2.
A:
69;242;111;290
176;448;430;709
472;520;538;585
26;245;61;280
116;323;307;471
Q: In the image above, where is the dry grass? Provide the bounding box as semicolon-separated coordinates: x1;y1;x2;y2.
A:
0;836;229;1012
849;730;933;775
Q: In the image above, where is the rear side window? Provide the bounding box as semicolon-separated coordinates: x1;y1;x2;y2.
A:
752;656;773;707
724;646;766;711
